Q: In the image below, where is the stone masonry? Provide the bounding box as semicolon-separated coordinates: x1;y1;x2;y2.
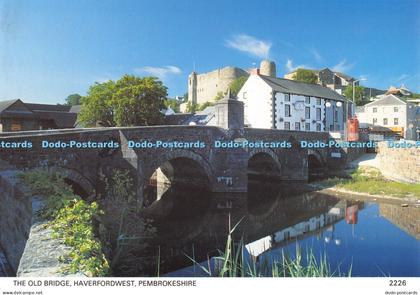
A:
377;141;420;183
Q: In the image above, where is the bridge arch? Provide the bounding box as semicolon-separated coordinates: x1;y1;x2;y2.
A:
307;149;325;181
141;149;213;207
49;167;95;198
247;148;282;181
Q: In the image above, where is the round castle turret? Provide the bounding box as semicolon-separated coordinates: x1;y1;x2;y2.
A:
260;60;276;77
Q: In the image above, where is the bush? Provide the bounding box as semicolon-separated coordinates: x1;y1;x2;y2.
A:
19;169;110;276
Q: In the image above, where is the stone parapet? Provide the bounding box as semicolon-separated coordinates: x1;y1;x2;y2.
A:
377;141;420;183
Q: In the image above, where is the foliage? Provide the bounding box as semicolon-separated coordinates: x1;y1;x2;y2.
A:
344;85;365;106
197;101;214;111
229;76;248;97
185;101;197;113
52;200;109;276
292;69;318;84
164;98;181;113
99;169;156;276
18;170;110;276
65;94;82;106
183;92;188;101
187;220;350;277
79;75;167;127
18;170;76;218
214;91;225;101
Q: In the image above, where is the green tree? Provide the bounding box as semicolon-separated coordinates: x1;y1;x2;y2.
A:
164;98;181;112
344;85;365;105
229;76;248;97
65;93;82;106
79;80;116;127
214;91;225;101
79;75;167;127
197;101;214;111
185;101;197;113
292;69;318;84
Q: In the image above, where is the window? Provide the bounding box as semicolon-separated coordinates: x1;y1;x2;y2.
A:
316;98;321;105
242;92;247;100
305;123;310;131
394;107;399;112
295;122;300;131
305;107;311;119
334;109;338;122
316;108;321;120
285;93;290;102
305;96;310;104
373;107;377;113
11;120;22;132
316;123;321;131
394;118;399;125
285;104;291;117
373;118;377;125
383;118;388;125
330;124;334;131
284;122;290;130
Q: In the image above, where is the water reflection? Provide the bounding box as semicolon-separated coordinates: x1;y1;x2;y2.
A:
134;181;420;277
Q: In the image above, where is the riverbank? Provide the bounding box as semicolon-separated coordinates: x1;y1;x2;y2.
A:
311;166;420;206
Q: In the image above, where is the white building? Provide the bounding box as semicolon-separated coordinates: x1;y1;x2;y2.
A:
356;94;418;139
237;71;351;134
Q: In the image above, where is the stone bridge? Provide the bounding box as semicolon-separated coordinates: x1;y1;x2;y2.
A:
0;126;351;205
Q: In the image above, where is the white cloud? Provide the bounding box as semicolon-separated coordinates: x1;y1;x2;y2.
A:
134;66;182;79
285;59;310;72
310;49;323;63
225;34;271;59
396;74;410;82
332;59;354;73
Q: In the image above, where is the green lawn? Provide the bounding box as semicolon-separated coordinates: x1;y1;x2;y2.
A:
321;167;420;198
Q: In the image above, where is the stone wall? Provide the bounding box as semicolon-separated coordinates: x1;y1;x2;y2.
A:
17;210;85;277
377;141;420;183
0;171;32;273
189;67;249;105
0;170;85;276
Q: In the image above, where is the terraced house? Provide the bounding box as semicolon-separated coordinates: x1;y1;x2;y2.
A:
238;69;353;135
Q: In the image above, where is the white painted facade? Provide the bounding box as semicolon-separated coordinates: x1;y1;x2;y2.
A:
356;94;411;137
274;92;325;131
238;74;273;128
238;74;345;132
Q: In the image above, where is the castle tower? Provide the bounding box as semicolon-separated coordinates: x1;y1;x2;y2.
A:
260;60;276;77
188;71;198;105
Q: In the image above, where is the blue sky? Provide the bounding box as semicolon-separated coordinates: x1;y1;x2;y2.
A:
0;0;419;104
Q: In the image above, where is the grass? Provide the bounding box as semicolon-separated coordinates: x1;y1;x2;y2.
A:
320;167;420;199
186;219;351;277
18;169;110;276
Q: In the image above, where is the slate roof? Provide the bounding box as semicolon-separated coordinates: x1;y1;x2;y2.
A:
26;103;71;112
0;99;20;113
0;99;78;128
334;71;354;81
364;94;406;107
163;106;216;126
259;75;348;102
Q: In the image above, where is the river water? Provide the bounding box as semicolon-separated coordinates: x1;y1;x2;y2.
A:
136;182;420;277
